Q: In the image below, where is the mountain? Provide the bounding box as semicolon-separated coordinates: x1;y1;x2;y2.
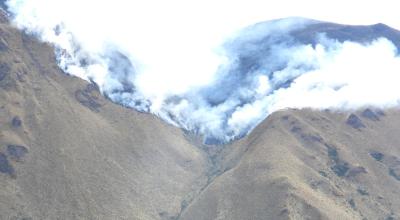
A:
293;22;400;48
225;18;400;94
0;12;209;219
0;13;400;220
180;109;400;220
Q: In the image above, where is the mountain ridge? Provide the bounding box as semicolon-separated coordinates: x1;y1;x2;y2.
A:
0;12;400;220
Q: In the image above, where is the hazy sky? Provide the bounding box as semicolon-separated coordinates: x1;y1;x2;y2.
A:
38;0;399;32
9;0;400;37
222;0;400;29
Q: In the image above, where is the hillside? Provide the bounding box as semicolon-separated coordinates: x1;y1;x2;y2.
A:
0;12;210;219
0;12;400;220
181;109;400;220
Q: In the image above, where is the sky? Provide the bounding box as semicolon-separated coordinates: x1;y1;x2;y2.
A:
5;0;400;143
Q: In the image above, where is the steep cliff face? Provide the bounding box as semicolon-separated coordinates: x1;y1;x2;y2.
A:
1;12;400;220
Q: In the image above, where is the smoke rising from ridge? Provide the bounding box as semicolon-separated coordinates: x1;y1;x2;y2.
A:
5;1;400;143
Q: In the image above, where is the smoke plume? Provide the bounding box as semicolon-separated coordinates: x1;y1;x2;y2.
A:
4;1;400;143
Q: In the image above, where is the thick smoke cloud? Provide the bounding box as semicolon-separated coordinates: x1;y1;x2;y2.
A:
5;1;400;143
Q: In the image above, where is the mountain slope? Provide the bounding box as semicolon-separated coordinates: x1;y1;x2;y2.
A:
1;13;400;220
181;109;400;220
0;13;210;220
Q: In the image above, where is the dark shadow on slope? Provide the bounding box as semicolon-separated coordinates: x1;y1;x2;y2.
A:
7;145;28;161
361;109;381;121
0;152;14;177
346;114;365;130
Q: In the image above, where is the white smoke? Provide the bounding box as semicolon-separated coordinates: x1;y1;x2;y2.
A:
5;0;400;143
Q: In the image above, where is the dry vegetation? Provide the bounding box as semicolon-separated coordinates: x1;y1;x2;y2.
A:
0;12;399;220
